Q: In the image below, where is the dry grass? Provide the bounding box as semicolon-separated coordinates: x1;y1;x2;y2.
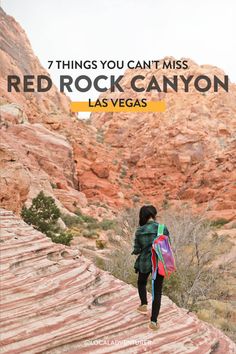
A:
197;300;236;341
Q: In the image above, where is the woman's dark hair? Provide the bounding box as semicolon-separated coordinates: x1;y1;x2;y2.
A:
139;205;157;226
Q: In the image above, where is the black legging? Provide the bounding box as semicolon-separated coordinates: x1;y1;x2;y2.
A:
138;271;164;323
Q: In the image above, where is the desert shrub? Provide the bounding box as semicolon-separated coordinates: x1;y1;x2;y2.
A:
96;239;107;249
50;231;73;246
120;166;127;178
95;207;139;286
86;220;100;230
161;208;232;310
82;230;99;239
62;209;100;230
75;208;98;225
197;308;212;322
98;219;117;230
21;191;73;246
210;218;228;228
101;246;137;285
61;214;81;228
66;209;117;232
50;182;57;189
220;320;235;333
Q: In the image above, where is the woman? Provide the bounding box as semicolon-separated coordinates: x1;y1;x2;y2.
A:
131;205;169;331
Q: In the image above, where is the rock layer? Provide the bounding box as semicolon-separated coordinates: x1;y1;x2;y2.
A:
0;114;86;214
0;208;235;354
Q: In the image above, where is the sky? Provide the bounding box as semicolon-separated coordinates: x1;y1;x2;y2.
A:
1;0;236;117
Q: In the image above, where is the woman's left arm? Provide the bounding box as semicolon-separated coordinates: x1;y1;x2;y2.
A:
164;225;172;244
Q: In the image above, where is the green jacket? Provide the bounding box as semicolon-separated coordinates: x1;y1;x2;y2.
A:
131;220;169;274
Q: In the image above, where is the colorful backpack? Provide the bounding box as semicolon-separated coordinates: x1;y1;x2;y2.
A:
151;224;176;280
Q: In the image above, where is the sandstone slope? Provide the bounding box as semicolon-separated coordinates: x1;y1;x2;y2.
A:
1;208;235;354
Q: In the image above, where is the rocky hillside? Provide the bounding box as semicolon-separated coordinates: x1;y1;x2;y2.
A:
91;61;236;221
0;6;130;216
1;208;235;353
0;6;236;221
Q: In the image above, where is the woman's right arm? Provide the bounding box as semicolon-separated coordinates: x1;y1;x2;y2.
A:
131;229;141;255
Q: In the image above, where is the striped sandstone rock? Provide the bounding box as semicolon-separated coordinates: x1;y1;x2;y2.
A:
0;209;235;354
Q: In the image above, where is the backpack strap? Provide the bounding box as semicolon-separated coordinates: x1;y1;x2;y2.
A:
158;224;165;236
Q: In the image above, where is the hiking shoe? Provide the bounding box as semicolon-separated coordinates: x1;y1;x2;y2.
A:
148;321;160;331
136;304;148;314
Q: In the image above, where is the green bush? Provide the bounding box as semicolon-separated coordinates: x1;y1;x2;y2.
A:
75;209;117;231
50;182;57;189
210;218;228;228
120;166;127;178
98;219;117;230
62;209;100;230
21;191;60;237
61;214;81;228
75;208;98;224
61;210;117;240
21;191;73;246
82;230;99;239
86;220;100;230
96;239;107;249
50;231;73;246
